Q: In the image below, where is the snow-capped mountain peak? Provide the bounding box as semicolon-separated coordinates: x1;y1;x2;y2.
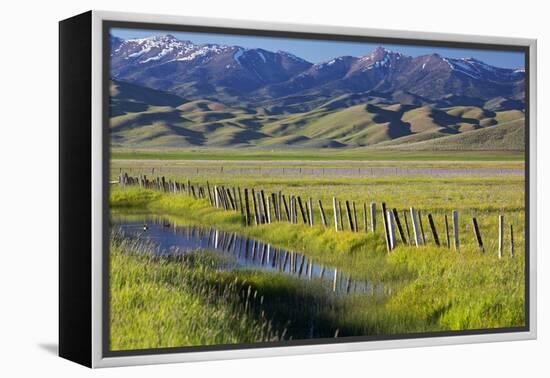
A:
110;36;524;103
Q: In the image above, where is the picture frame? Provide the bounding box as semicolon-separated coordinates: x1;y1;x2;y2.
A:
59;10;537;368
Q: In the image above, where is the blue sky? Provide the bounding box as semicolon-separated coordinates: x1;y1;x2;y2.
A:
111;28;525;69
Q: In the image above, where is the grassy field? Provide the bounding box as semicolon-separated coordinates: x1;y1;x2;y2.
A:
109;158;526;349
111;148;525;162
110;235;279;350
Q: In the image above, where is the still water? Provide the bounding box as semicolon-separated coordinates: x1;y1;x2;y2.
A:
114;216;381;296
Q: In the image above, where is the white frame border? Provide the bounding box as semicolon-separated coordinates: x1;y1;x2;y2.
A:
90;10;537;368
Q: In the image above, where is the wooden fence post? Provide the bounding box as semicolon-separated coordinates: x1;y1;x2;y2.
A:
278;191;283;221
214;185;220;208
381;202;391;252
222;187;229;208
363;203;368;232
290;196;298;224
297;196;308;224
238;187;244;215
370;202;376;232
444;214;450;248
244;188;250;226
282;195;290;222
232;187;238;211
333;197;339;232
345;201;354;232
410;207;421;247
338;201;344;231
251;189;259;225
402;210;412;245
452;210;459;250
226;188;235;210
271;193;279;222
472;217;484;252
218;186;226;209
260;190;268;222
267;197;272;224
206;181;213;206
392;208;407;244
498;215;504;259
257;192;264;224
387;210;396;251
288;196;293;223
427;214;440;246
319;200;327;228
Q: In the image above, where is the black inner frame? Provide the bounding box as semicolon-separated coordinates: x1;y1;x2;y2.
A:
102;19;530;358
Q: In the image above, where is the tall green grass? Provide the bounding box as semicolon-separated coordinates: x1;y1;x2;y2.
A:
110;234;280;350
110;186;525;342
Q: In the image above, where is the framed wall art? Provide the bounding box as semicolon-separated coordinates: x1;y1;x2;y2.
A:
59;10;537;368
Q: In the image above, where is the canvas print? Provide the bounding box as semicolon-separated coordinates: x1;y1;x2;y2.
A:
107;25;527;352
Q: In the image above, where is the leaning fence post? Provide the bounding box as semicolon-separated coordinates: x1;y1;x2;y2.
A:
206;181;213;206
319;200;327;228
410;207;421;247
444;214;450;248
392;208;407;244
472;217;484;252
261;190;268;222
238;187;244;215
297;196;308;224
271;193;279;222
232;187;238;211
282;195;290;222
381;202;391;252
251;189;259;225
452;210;459;250
427;214;440;246
345;201;354;232
402;210;412;245
294;196;298;224
244;188;251;226
333;197;339;232
226;188;236;210
498;215;504;259
267;197;272;224
257;192;265;224
387;210;396;251
338;201;344;231
363;203;368;232
214;185;220;208
278;191;283;221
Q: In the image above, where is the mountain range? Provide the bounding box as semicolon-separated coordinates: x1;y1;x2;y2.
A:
109;34;525;150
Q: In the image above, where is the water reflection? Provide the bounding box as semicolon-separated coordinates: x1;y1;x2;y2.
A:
114;216;382;296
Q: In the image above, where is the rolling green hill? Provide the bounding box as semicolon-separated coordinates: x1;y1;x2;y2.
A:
109;80;525;150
